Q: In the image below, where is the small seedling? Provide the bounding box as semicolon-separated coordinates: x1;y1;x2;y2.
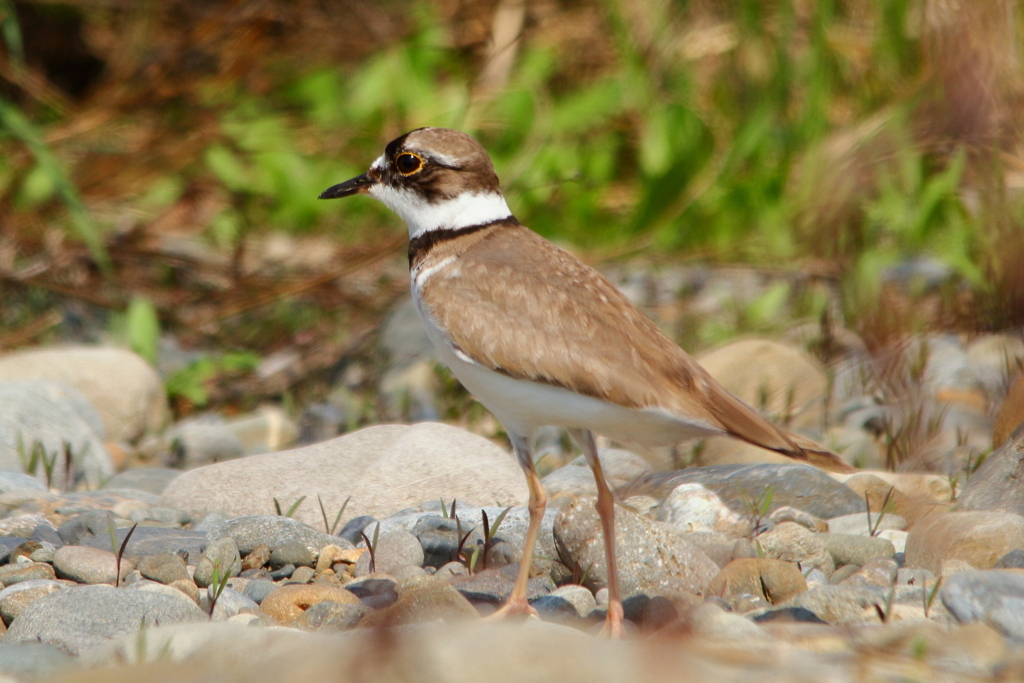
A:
479;506;512;571
570;560;594;587
453;513;476;572
738;484;775;536
359;522;380;573
873;584;896;623
318;494;350;535
116;522;139;587
866;486;897;537
273;495;306;518
924;576;943;618
207;559;231;618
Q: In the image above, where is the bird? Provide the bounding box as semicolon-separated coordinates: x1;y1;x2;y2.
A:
320;127;853;636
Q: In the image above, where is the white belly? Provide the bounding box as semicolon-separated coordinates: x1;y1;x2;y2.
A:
413;298;720;446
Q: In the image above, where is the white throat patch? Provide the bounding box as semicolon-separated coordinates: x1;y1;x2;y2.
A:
368;184;512;238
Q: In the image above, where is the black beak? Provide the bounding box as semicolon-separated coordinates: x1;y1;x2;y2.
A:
319;173;375;199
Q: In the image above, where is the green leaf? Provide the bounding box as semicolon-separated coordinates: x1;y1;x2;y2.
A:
125;296;160;365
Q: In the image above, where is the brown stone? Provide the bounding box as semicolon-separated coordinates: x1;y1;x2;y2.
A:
707;558;808;605
994;374;1024;448
259;583;360;624
361;575;478;627
904;511;1024;573
242;544;271;571
841;473;942;526
0;562;56;587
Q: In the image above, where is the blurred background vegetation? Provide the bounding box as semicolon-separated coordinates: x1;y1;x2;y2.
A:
0;0;1022;418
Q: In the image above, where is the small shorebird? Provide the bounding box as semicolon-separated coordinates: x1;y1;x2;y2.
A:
321;128;852;636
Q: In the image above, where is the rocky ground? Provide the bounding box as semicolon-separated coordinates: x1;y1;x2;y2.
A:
1;264;1024;682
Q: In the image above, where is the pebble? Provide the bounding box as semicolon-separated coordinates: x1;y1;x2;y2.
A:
193;536;241;588
208;587;259;621
5;584;204;655
242;544;272;571
822;533;896;567
289;566;316;583
270;540;315;568
0;579;64;624
768;506;827;533
259;583;361;624
136;553;189;585
160;423;529;527
241;579;275;604
53;546;134;585
707;558;808;606
785;584;884;625
554;497;719;596
757;522;835;576
291;600;367;631
659;483;750;536
361;575;478;626
0;561;56;586
532;584;597;620
688;602;770;642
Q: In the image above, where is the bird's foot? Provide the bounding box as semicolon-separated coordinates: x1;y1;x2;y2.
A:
598;601;624;638
482;597;539;623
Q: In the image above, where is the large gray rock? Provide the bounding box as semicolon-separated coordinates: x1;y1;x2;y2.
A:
554;497;719;597
203;515;347;558
541;449;652;499
0;381;114;488
0;346;169;443
957;431;1024;514
5;584;205;654
161;423;529;527
941;570;1024;639
102;468;181;494
905;511;1024;574
623;463;864;520
0;471;46;493
0;642;74;678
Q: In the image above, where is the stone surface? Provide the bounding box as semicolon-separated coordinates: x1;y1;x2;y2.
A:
53;545;135;585
102;467;181;494
541;449;652;499
449;564;553;605
163;419;246;469
957;431;1024;515
0;579;64;625
270;540;315;568
259;583;361;624
993;374;1024;448
785;584;883;624
532;584;597;620
203;515;346;558
0;642;74;678
5;583;205;654
768;506;826;533
624;464;864;520
822;533;896;568
841;556;898;588
0;346;169;442
0;561;56;586
0;381;114;488
757;522;835;576
554;496;719;596
291;600;367;631
0;471;46;493
137;553;190;585
194;536;242;588
940;570;1024;639
688;602;770;641
904;511;1024;573
354;530;424;576
827;512;906;536
361;575;479;626
208;587;259;621
161;423;529;528
659;483;750;536
707;558;807;605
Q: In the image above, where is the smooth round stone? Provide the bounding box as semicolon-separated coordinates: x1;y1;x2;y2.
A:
208;587;259;621
0;642;74;678
241;580;276;605
194;537;241;588
840;556;898;588
758;522;835;577
941;570;1024;639
354;531;424;577
259;584;361;624
0;513;51;539
659;483;750;536
994;549;1024;569
0;580;65;625
532;584;597;620
337;515;376;546
904;511;1024;573
554;497;719;596
707;558;808;605
0;562;55;587
53;546;134;585
768;506;826;533
0;472;46;494
242;544;272;571
785;584;884;625
5;584;204;655
291;600;367;631
361;575;478;627
270;540;315;568
822;533;896;568
289;566;316;584
102;468;181;495
0;538;28;564
137;553;190;585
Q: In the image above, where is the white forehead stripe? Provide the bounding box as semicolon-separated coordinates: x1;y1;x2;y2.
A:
369;154;386;172
368;185;511;238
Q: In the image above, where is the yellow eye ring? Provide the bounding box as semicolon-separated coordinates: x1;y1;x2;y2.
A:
395;152;424;176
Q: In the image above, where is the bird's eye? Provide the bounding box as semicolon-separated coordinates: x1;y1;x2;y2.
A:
395;153;424;175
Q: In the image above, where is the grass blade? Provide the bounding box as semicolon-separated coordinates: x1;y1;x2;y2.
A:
116;522;139;588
